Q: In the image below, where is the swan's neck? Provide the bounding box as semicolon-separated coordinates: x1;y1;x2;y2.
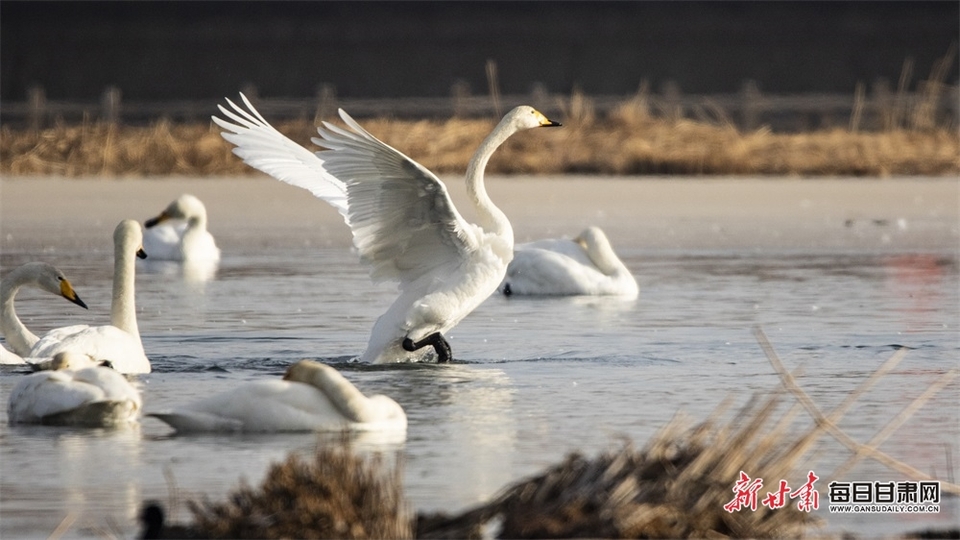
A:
110;249;140;338
0;270;38;355
465;121;516;242
586;245;631;278
289;364;373;422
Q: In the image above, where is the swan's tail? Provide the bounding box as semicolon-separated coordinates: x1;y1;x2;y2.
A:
213;94;349;218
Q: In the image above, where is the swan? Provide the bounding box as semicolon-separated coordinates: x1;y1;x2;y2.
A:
214;94;561;363
143;194;221;262
500;226;639;297
1;262;88;363
28;220;152;374
148;359;406;433
7;351;142;427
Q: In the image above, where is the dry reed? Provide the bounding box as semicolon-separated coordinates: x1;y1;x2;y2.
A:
2;105;957;178
185;446;412;539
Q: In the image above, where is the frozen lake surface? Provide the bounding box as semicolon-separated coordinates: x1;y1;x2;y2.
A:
1;176;958;538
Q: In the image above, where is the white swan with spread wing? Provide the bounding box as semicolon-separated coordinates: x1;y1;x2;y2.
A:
148;360;406;433
214;94;560;363
501;226;639;297
143;194;221;262
1;262;88;364
8;351;142;427
28;220;151;374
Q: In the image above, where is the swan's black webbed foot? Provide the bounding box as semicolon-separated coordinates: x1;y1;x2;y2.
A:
402;332;452;363
502;283;513;296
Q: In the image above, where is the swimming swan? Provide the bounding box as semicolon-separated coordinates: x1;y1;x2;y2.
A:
28;220;151;374
501;226;639;297
148;359;406;433
7;351;142;427
214;94;561;363
1;262;88;363
143;194;221;262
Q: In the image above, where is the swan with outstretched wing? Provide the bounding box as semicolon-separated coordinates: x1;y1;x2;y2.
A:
214;95;560;362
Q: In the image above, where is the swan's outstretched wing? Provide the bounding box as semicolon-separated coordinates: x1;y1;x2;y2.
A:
214;95;349;215
214;96;480;287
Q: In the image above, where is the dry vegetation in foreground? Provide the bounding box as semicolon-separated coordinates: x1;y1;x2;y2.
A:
140;330;958;539
2;97;958;178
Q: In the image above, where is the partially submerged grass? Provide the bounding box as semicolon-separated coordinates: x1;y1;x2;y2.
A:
145;332;957;539
2;103;957;178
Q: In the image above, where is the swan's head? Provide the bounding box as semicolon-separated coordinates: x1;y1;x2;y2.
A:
50;351;99;371
145;194;207;228
574;226;623;274
115;219;148;260
283;359;330;382
502;106;562;131
574;226;613;254
22;262;88;309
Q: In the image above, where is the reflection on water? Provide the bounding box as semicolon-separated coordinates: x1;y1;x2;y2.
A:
1;244;958;538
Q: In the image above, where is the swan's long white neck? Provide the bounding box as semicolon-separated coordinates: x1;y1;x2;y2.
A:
0;267;39;355
286;362;374;422
465;119;517;243
111;240;140;339
586;244;631;278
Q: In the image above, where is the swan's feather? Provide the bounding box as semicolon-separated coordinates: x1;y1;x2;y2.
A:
29;324;149;374
142;222;187;260
7;366;141;426
214;95;349;215
215;97;478;287
148;372;406;433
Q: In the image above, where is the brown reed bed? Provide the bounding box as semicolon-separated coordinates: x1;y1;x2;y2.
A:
142;330;958;539
2;105;957;178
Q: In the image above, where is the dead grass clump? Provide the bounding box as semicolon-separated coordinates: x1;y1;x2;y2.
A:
186;446;411;539
417;397;815;539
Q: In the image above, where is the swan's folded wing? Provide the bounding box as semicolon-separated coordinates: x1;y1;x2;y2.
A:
148;411;244;433
316;109;480;285
8;372;104;423
213;94;348;216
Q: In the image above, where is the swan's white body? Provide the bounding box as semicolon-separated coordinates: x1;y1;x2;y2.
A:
214;94;560;362
501;226;639;297
8;352;142;427
149;360;406;433
28;220;151;374
143;194;221;262
1;262;88;363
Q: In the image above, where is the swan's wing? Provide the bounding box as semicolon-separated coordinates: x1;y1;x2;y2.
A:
517;238;594;267
29;325;150;375
142;222;187;260
147;411;244;433
7;371;104;423
316;110;480;284
213;94;348;216
214;96;480;286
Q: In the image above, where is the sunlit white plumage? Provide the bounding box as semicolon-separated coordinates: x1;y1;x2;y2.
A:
1;262;88;364
148;359;406;433
8;351;142;427
214;94;560;362
143;194;220;262
501;226;639;297
28;220;151;374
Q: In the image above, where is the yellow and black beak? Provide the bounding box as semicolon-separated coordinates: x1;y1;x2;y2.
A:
60;279;88;309
144;212;169;229
541;118;562;128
